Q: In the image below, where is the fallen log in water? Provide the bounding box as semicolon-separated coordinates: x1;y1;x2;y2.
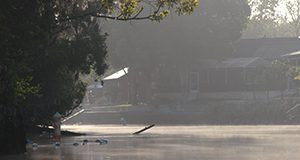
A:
133;124;155;135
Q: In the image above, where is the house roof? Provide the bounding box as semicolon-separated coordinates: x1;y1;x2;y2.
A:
103;67;129;80
281;50;300;58
219;57;271;68
233;38;300;59
196;57;271;69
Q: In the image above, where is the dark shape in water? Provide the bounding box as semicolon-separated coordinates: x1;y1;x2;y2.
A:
133;124;155;135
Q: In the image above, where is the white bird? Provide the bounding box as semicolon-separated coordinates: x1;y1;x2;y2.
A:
32;143;38;150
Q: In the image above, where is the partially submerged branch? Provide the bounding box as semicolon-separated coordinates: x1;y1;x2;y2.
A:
133;124;155;135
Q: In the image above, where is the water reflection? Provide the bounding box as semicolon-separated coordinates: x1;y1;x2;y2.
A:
3;125;300;160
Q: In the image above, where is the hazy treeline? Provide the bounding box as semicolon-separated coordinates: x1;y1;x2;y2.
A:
244;0;300;38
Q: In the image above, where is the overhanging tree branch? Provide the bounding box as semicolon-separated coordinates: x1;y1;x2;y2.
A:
59;1;165;22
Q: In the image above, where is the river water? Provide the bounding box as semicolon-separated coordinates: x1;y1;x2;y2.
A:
4;125;300;160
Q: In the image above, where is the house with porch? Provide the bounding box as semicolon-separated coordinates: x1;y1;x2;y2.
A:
146;38;300;103
100;38;300;105
182;37;300;101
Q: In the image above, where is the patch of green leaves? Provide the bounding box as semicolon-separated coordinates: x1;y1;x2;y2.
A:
15;76;40;100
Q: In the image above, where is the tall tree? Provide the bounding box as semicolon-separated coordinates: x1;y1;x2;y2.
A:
285;0;300;36
250;0;279;21
243;0;280;38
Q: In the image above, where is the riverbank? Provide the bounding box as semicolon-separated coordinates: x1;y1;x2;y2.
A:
68;99;300;125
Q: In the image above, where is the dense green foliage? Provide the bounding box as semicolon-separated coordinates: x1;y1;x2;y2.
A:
0;0;108;154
